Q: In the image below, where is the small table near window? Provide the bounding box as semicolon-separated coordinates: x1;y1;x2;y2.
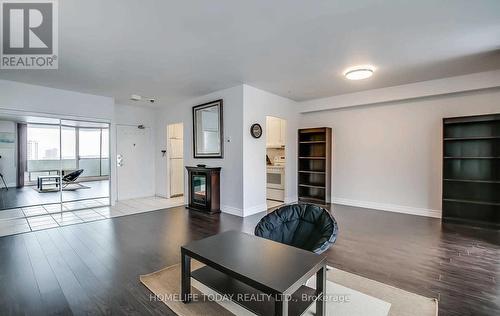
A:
37;175;61;191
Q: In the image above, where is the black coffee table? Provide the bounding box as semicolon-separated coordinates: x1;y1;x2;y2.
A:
181;230;327;316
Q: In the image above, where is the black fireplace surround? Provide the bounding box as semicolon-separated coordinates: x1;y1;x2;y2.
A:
186;166;221;214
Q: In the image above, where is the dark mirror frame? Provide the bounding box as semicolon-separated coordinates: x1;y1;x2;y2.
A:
193;99;224;159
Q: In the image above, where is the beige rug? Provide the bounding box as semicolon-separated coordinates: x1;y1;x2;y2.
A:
140;261;438;316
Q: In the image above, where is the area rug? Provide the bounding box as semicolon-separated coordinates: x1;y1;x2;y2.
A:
140;261;438;316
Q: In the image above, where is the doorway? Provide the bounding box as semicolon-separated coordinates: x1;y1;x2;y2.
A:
167;123;184;198
266;116;286;211
116;125;154;200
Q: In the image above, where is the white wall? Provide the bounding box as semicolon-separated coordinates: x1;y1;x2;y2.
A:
242;85;299;216
155;85;245;215
113;104;157;127
300;88;500;218
155;84;299;217
0;121;17;187
0;80;114;120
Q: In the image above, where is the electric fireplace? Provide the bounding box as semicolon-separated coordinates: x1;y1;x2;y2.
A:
186;166;221;214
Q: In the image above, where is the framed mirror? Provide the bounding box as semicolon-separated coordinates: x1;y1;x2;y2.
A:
193;99;223;158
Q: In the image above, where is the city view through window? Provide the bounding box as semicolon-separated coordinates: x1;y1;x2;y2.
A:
26;124;110;182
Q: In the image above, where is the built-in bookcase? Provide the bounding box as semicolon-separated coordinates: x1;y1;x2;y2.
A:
442;114;500;229
298;127;332;204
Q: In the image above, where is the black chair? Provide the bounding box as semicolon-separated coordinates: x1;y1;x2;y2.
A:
62;169;85;188
255;203;338;254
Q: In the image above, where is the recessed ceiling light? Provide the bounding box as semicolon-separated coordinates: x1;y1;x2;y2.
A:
344;65;375;80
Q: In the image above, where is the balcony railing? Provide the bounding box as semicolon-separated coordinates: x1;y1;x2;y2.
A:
27;158;109;182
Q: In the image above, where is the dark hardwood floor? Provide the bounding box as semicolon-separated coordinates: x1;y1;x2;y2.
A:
0;204;499;316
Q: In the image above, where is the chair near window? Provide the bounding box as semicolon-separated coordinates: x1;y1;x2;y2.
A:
254;203;338;254
62;169;85;188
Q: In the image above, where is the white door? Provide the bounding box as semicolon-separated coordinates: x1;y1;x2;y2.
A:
168;123;184;197
116;125;154;200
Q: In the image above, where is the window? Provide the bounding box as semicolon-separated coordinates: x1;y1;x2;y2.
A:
79;128;101;159
26;124;110;179
78;128;109;177
27;124;64;182
61;127;76;159
61;126;77;171
101;129;110;176
101;129;109;158
27;124;60;160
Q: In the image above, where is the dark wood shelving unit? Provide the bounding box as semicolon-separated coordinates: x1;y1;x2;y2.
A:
298;127;332;205
299;141;326;144
444;136;500;141
299;184;326;189
442;113;500;229
444;157;500;159
443;198;500;206
444;178;500;184
299;170;326;174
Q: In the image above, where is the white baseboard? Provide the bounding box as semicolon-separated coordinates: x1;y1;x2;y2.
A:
333;197;442;218
222;203;268;217
244;203;268;217
221;205;244;217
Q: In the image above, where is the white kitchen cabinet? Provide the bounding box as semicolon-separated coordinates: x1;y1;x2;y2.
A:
280;119;286;145
266;116;286;148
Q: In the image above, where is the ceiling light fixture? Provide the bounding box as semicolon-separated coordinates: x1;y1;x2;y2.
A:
130;94;156;104
130;94;142;101
344;65;375;80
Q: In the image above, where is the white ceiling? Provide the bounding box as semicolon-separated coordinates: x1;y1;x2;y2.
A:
1;0;499;106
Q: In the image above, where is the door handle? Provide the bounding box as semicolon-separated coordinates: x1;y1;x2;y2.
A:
117;154;124;167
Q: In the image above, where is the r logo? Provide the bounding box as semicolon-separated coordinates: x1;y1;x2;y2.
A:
1;0;58;69
2;2;53;54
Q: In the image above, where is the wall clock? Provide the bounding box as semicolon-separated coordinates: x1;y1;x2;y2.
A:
250;123;263;138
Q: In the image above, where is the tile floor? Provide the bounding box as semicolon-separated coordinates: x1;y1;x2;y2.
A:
0;180;109;210
0;196;185;237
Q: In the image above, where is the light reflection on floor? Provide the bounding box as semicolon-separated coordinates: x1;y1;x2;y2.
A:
0;196;185;237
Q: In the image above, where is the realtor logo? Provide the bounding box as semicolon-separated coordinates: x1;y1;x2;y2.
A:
1;0;58;69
